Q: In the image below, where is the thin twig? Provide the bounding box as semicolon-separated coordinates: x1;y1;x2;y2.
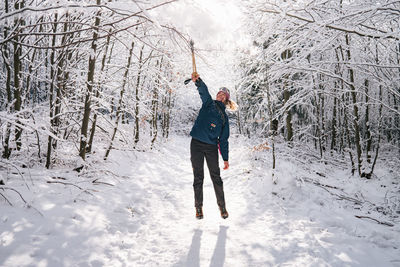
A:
46;181;94;196
300;177;342;190
355;215;394;227
1;186;27;204
299;177;362;204
92;178;114;186
299;177;396;226
0;159;30;190
0;191;13;206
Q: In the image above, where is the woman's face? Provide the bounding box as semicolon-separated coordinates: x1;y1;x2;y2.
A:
216;91;226;102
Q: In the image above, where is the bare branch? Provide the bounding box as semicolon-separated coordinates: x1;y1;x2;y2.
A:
261;8;400;40
46;180;95;196
355;215;395;227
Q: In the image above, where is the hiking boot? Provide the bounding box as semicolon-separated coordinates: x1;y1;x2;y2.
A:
219;206;229;219
196;207;203;219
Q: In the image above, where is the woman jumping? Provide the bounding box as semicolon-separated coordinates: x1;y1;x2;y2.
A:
190;73;235;220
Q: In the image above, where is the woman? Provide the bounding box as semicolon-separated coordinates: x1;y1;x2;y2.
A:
190;73;234;220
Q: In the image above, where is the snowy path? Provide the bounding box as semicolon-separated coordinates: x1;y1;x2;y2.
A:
95;136;399;266
1;135;399;266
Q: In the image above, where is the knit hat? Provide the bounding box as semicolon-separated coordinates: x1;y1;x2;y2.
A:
218;87;230;101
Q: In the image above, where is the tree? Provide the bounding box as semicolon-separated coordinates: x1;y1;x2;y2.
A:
0;0;183;169
239;0;400;177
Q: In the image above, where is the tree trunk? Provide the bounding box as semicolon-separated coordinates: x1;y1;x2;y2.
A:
13;0;25;152
364;79;372;164
162;85;172;139
88;31;112;154
345;34;363;176
46;13;59;169
319;73;326;154
364;43;385;178
337;44;356;175
396;42;400;155
343;95;356;175
314;92;324;159
370;85;383;177
331;90;338;152
24;47;38;107
79;0;101;160
264;72;277;184
1;0;13;159
151;58;163;148
281;49;293;143
134;45;145;146
104;41;134;160
283;89;293;142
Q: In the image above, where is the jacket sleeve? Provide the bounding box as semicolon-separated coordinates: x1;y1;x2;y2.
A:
195;78;212;106
219;119;230;161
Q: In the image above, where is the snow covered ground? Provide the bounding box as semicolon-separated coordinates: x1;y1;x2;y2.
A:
1;134;400;266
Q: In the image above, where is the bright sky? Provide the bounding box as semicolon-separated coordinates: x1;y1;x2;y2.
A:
153;0;249;92
158;0;245;47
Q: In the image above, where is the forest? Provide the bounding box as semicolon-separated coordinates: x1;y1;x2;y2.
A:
0;0;186;171
237;0;400;179
1;0;399;266
1;0;398;178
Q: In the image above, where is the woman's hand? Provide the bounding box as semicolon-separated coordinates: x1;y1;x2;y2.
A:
192;72;199;82
223;161;229;170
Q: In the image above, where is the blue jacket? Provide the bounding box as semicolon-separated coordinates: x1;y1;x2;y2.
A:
190;78;230;161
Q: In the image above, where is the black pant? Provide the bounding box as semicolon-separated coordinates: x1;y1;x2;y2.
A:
190;138;226;208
